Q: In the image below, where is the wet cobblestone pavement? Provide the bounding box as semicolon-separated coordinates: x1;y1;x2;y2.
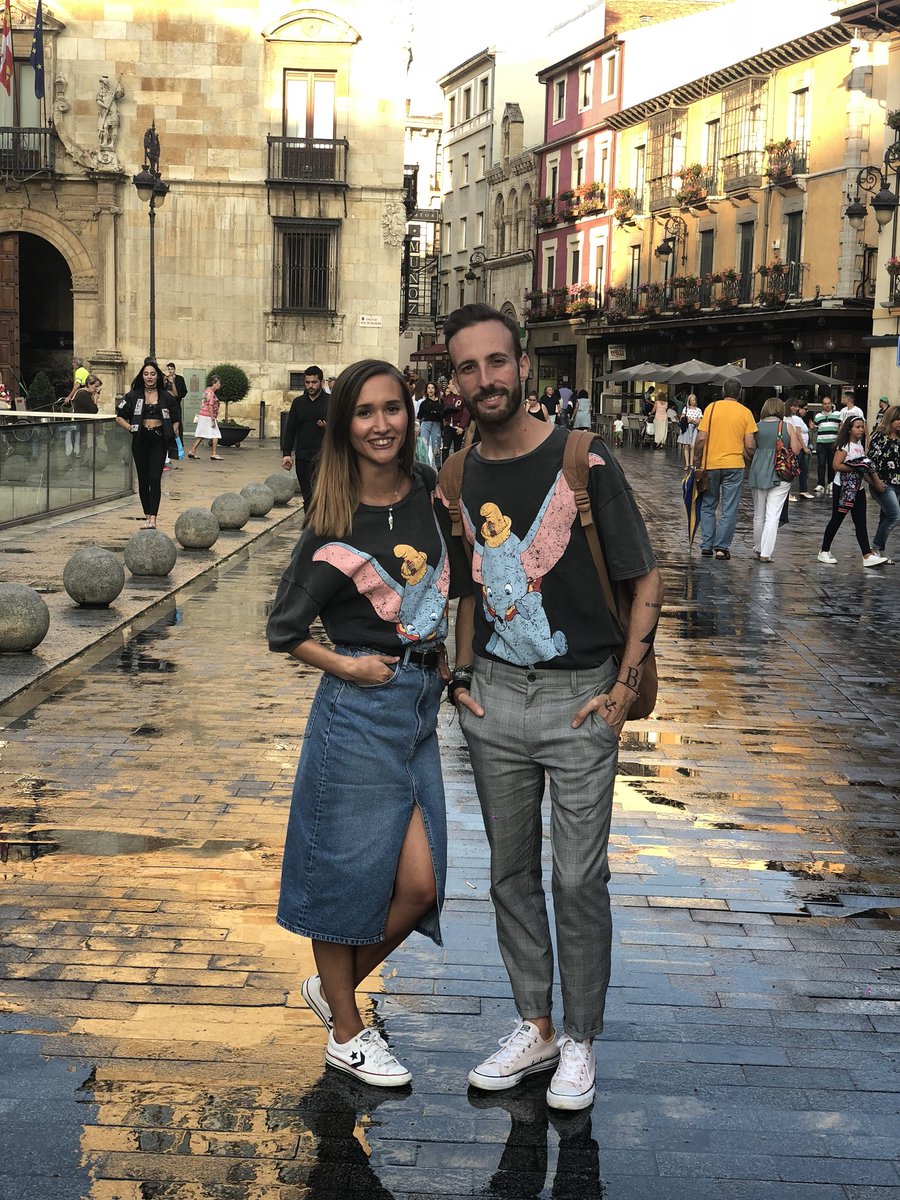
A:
1;445;898;1199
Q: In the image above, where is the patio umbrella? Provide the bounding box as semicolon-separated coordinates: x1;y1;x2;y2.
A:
604;361;667;382
654;359;722;384
738;362;847;388
682;467;704;546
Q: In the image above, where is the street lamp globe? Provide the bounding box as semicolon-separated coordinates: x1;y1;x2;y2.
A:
844;198;867;230
132;167;156;202
871;185;899;228
152;178;170;208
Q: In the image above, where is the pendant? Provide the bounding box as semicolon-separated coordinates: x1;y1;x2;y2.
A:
388;507;394;531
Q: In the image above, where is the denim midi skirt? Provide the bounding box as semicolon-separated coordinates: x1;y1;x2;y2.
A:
276;649;447;946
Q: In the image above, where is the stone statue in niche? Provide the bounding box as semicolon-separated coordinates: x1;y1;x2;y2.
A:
382;201;407;248
96;75;125;152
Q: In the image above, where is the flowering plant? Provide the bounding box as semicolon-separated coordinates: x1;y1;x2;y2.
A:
886;109;900;132
885;256;900;274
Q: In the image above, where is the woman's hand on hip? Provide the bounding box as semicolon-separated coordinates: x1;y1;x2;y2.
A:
345;654;399;685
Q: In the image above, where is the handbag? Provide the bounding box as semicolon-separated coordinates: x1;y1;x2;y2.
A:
174;435;185;461
774;420;800;481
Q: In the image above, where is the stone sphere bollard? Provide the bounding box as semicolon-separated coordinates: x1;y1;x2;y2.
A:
0;583;51;652
264;472;296;506
241;482;275;517
63;546;125;607
211;492;251;530
124;529;178;577
174;507;220;550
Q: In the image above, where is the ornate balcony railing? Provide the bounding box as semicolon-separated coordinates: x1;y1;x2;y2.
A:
266;136;349;186
601;263;807;323
722;149;764;193
0;127;56;180
766;139;809;184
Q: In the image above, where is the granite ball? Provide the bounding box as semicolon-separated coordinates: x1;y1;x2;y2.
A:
240;482;275;517
63;546;125;607
211;492;251;530
174;507;220;550
124;529;178;576
0;583;51;652
264;472;297;506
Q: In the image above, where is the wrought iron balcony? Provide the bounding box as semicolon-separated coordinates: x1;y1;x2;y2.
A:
267;136;349;186
766;139;809;184
722;150;764;194
0;127;56;181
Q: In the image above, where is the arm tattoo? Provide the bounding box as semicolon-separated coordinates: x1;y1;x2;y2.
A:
621;666;639;690
636;617;659;666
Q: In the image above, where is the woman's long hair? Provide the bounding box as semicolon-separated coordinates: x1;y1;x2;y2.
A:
836;415;868;451
129;361;164;394
306;360;415;539
874;404;900;437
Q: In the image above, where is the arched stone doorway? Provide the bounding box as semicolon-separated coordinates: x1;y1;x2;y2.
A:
0;231;74;399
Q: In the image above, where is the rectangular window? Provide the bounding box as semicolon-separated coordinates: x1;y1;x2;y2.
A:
573;150;585;188
459;280;466;308
448;95;456;127
628;246;641;295
442;282;450;313
648;108;686;209
579;64;593;111
477;145;486;177
445;157;453;192
722;77;768;185
274;219;339;313
554;78;566;122
480;76;489;112
570;246;580;285
0;63;40;127
461;153;469;185
633;144;646;209
545;251;556;291
738;221;755;301
548;159;559;198
602;52;617;101
459;216;467;250
785;210;803;265
704;118;720;191
284;70;336;139
443;221;452;254
463;87;472;121
592;237;606;295
475;211;484;245
699;229;715;278
791;88;809;143
596;140;610;192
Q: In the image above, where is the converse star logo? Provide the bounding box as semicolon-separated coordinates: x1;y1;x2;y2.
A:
349;1050;366;1067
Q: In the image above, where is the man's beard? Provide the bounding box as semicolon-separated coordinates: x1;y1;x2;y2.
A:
464;377;522;427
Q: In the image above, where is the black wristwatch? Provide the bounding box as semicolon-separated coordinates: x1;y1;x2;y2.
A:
447;665;473;704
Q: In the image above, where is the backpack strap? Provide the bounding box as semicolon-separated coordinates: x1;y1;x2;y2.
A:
437;445;475;564
562;429;616;614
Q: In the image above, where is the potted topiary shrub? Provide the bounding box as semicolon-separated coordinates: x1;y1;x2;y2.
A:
207;363;251;447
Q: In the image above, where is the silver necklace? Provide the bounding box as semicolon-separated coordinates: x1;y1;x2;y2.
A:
364;472;403;530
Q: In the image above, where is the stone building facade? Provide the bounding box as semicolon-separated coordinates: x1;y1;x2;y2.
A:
0;1;411;429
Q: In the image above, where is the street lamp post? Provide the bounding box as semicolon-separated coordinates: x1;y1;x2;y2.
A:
844;140;900;250
465;250;487;301
132;122;169;360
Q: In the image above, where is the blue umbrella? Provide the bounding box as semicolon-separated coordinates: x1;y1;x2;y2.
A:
682;467;704;546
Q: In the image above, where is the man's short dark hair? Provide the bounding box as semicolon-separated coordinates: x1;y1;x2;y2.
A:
305;366;324;380
722;380;742;400
444;304;522;365
167;362;176;370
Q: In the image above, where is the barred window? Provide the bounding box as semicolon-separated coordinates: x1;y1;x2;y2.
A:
273;220;339;314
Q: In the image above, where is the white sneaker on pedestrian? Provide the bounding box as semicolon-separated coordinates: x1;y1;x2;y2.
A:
468;1020;560;1091
817;550;837;565
546;1036;595;1111
799;492;815;499
788;495;799;503
325;1027;411;1087
301;974;333;1031
814;485;824;495
863;553;888;568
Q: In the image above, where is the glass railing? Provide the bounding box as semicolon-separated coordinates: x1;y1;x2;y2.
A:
0;415;134;528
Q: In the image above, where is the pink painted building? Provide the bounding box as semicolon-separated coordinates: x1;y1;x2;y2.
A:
528;34;623;395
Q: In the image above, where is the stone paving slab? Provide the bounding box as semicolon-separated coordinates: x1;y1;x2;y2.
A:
0;445;898;1198
0;438;300;706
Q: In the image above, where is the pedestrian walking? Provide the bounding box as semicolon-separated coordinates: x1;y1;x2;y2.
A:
266;359;466;1089
524;390;549;421
115;362;177;529
572;387;592;430
677;393;702;469
281;366;328;507
813;395;841;493
417;381;444;467
652;393;670;448
188;376;223;461
790;399;815;499
441;381;467;461
439;303;663;1112
692;380;758;560
817;416;888;568
868;403;900;562
748;398;804;561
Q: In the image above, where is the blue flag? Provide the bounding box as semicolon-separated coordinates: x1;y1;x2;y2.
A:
29;0;44;99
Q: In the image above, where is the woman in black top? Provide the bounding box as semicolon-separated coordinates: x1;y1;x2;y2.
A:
115;361;176;528
524;391;548;421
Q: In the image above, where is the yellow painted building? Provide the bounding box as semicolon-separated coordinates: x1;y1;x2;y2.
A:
593;19;889;408
0;1;411;426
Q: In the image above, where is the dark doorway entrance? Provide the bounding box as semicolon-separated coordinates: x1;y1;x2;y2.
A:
0;231;73;399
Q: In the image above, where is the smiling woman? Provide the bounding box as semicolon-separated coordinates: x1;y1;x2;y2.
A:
266;357;470;1089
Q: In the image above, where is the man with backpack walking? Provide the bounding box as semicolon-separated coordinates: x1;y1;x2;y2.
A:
439;304;663;1111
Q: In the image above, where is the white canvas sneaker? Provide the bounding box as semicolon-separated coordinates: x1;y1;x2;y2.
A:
546;1036;596;1111
468;1020;560;1091
864;553;888;568
325;1027;412;1087
301;975;333;1031
817;550;837;565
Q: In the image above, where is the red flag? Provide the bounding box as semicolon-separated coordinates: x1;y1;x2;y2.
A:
0;0;14;97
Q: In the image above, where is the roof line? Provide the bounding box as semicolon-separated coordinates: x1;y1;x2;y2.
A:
607;24;851;131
